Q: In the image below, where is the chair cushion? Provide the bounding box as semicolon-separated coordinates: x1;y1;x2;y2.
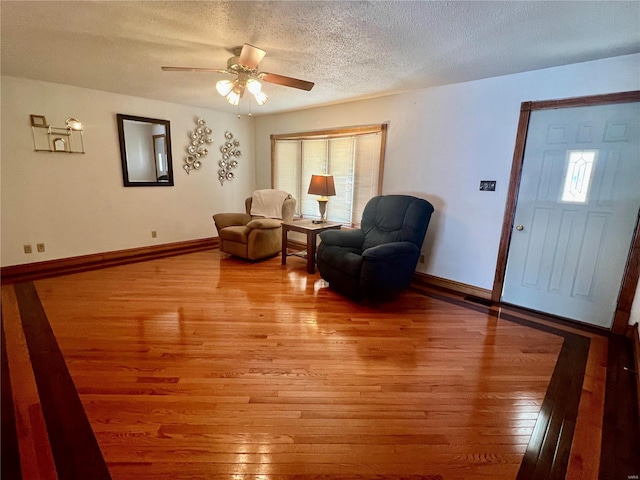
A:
219;225;249;244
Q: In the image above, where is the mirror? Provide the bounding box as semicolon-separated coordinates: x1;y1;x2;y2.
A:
117;114;174;186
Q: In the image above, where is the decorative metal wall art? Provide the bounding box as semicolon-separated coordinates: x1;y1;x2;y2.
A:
218;131;241;185
184;118;213;174
30;114;85;154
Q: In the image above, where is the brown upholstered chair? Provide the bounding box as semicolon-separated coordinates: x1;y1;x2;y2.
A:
213;191;296;261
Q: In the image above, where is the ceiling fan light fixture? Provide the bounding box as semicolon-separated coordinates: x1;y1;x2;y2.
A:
253;90;268;106
216;79;234;96
163;44;312;111
226;90;241;106
246;78;262;95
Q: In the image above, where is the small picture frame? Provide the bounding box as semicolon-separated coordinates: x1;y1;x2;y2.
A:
30;114;48;128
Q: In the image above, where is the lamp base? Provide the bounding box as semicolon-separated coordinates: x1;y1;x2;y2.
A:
316;198;328;223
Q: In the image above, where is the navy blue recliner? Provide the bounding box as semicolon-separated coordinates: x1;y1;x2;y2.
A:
316;195;434;300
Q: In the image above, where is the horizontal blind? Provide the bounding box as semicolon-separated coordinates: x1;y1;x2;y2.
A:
353;133;382;225
272;125;385;225
327;137;354;224
274;140;301;214
301;140;328;219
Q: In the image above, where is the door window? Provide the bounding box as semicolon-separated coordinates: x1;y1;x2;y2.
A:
560;149;598;204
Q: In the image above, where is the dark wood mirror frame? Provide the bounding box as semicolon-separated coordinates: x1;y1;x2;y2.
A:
117;114;174;187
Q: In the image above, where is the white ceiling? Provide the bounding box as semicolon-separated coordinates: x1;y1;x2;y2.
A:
2;1;639;116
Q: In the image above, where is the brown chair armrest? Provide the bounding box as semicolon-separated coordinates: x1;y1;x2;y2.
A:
246;218;282;230
213;213;252;230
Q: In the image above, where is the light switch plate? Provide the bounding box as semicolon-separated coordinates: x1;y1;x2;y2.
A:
480;180;496;191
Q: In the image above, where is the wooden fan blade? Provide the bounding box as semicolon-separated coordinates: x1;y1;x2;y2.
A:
161;66;228;73
239;44;266;69
262;73;315;91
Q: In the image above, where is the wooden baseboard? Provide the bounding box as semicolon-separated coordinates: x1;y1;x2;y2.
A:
1;237;218;284
412;272;492;300
625;322;640;428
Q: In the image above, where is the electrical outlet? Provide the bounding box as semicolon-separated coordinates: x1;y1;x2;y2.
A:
24;244;33;254
419;254;425;264
37;243;45;252
151;230;157;238
479;180;496;191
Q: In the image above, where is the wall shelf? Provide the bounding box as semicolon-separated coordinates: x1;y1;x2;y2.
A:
30;115;85;154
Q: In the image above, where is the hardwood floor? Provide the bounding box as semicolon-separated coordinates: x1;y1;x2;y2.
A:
0;249;632;479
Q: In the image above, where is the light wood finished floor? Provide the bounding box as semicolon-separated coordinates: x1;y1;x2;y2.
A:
2;249;609;480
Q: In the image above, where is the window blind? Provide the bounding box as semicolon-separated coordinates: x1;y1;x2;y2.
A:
274;140;301;206
272;125;386;225
301;140;327;217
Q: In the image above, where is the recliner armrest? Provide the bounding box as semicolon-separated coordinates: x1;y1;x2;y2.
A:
362;241;419;261
319;229;365;248
213;213;252;230
246;218;282;230
359;241;421;299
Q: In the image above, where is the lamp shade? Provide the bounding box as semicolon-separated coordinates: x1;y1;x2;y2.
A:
216;79;234;96
253;90;268;106
307;175;336;197
246;78;262;94
226;90;241;106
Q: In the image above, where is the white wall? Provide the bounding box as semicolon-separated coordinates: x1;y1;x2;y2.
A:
1;76;255;267
2;56;639;331
254;54;640;294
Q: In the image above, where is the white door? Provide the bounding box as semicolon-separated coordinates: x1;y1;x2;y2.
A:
502;102;640;328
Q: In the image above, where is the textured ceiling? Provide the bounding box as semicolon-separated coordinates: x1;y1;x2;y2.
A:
2;1;639;116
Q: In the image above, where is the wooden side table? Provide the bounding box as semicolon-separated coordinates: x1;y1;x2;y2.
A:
281;220;342;274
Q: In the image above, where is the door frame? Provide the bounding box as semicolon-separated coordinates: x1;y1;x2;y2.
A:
492;90;640;334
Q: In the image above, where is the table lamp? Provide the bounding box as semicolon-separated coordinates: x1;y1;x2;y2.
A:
307;174;336;224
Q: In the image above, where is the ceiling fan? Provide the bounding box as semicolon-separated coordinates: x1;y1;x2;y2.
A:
162;44;314;107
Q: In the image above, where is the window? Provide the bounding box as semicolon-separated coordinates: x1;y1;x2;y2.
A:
560;150;598;204
271;125;387;225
